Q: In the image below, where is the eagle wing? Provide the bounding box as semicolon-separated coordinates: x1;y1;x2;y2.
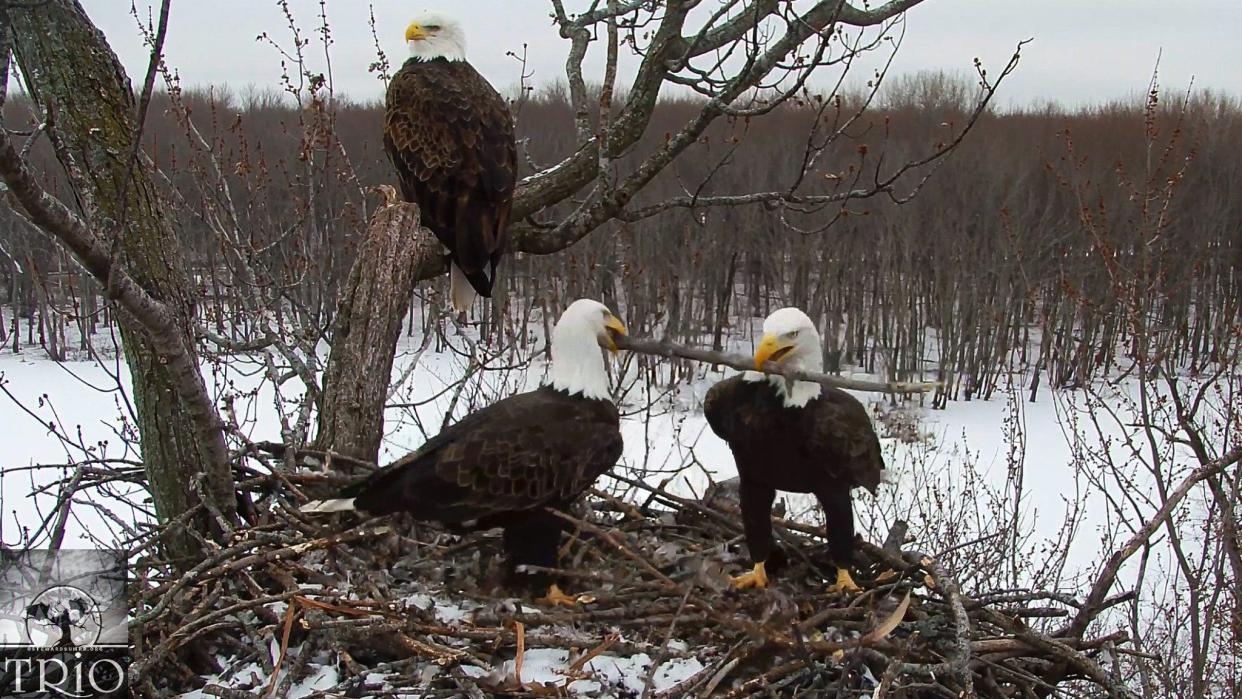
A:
347;390;621;523
703;375;759;443
706;376;883;493
383;59;516;289
802;387;884;493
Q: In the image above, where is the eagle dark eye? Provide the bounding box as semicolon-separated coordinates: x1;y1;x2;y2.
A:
424;24;441;31
788;330;800;338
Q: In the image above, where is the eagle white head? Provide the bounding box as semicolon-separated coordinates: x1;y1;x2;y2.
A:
750;307;823;407
549;299;628;401
404;12;466;62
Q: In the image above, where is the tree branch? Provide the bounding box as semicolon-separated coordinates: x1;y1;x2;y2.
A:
511;0;982;257
685;0;927;60
1063;443;1242;638
0;126;231;506
614;335;937;394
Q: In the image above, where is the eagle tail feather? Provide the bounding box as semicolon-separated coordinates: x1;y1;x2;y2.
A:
449;261;483;313
300;498;357;514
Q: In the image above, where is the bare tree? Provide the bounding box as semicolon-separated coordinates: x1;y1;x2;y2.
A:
1;0;234;561
315;0;1020;461
1048;82;1242;697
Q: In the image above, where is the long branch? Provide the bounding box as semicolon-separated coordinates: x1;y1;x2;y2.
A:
614;335;937;394
687;0;929;59
1063;443;1242;638
0;128;231;494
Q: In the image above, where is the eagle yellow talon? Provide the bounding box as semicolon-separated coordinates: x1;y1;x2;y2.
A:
826;568;862;595
536;583;583;607
731;562;769;590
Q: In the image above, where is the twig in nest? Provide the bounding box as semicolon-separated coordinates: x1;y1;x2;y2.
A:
641;586;694;698
203;686;261;698
514;620;525;688
720;659;810;699
566;632;619;675
549;508;680;591
293;594;386;619
860;590;912;645
264;601;299;698
392;629;473;667
700;657;742;698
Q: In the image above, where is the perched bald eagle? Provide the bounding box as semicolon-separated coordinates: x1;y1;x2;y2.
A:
704;308;884;593
384;13;517;313
303;299;627;605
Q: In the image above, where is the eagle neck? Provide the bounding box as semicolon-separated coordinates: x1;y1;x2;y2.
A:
769;353;821;408
548;326;609;401
408;39;466;63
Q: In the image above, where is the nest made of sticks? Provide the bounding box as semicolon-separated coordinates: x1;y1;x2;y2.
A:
131;470;1127;698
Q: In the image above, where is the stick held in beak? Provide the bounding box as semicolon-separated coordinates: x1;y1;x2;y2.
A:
602;313;627;352
753;333;792;371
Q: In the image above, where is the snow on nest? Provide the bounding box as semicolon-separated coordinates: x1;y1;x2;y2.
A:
179;660;340;699
401;591;477;624
464;648;705;696
184;650;702;698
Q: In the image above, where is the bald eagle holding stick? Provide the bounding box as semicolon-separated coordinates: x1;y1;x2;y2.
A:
705;308;885;593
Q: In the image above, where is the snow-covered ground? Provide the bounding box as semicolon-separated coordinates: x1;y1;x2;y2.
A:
0;347;148;548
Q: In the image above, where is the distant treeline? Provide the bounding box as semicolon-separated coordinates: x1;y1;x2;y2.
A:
3;75;1239;404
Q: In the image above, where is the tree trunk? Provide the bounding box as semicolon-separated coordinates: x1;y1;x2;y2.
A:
313;187;441;463
7;0;236;560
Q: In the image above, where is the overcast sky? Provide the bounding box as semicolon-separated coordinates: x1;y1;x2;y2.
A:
69;0;1242;110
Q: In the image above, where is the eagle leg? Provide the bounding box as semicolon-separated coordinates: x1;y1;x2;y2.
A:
739;479;778;559
504;509;588;603
730;561;769;590
826;567;863;595
816;486;861;594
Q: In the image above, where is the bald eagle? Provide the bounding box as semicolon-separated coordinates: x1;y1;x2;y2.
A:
384;13;517;313
704;308;884;593
303;299;627;605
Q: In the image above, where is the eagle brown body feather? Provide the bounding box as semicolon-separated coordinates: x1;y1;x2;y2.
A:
384;57;516;297
341;386;621;583
704;376;883;575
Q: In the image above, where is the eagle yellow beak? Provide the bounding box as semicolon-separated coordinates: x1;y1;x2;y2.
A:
405;23;426;41
754;333;793;371
603;313;628;353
